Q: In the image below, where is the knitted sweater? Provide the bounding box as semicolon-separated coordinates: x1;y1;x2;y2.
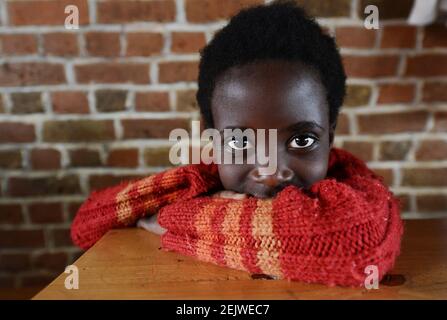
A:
71;147;404;287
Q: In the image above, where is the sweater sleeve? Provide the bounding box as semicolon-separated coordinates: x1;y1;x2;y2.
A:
70;163;221;250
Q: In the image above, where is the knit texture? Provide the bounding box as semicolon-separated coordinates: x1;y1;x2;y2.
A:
71;147;404;287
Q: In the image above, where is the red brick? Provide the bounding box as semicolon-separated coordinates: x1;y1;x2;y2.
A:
423;25;447;48
34;252;68;271
358;111;428;134
122;119;190;139
0;204;23;224
433;112;447;132
358;0;413;19
0;122;35;143
0;150;22;169
8;0;89;26
377;83;415;104
381;25;416;49
69;149;102;167
52;91;89;114
300;0;352;17
107;148;139;168
52;228;73;247
158;61;199;83
85;32;120;57
379;140;412;161
334;113;350;135
135;91;170;111
7;175;81;197
0;253;31;272
30;149;61;170
43;33;79;56
185;0;263;22
89;174;146;191
0;63;66;86
43;120;115;142
343;55;399;78
371;168;394;186
422;83;447;103
28;203;64;224
97;0;176;23
405;54;447;77
11;92;44;114
0;230;45;248
176;89;198;111
75;63;150;84
417;194;447;212
415;139;447;161
335;27;376;49
126;33;163;57
396;193;410;212
341;141;373;162
67;202;83;220
1;34;37;55
144;147;172;167
96;90;127;112
171;32;206;53
402;168;447;187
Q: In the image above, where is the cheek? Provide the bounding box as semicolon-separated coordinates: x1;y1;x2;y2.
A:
217;164;247;192
293;151;330;188
304;135;332;184
309;159;329;184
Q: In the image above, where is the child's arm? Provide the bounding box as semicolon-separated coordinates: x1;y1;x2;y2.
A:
136;190;247;235
71;163;221;249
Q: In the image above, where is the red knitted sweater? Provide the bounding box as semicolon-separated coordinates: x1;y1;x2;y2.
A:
71;147;404;287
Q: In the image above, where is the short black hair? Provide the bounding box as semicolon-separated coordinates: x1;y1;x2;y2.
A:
197;0;346;129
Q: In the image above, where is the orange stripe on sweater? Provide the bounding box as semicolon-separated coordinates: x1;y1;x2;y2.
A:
158;169;187;205
115;182;136;226
116;171;164;225
135;169;178;220
252;199;283;278
240;199;263;274
221;201;245;271
210;201;227;266
195;202;218;263
139;171;168;210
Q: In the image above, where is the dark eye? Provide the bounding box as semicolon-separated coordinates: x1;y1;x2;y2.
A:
288;135;317;149
226;136;253;151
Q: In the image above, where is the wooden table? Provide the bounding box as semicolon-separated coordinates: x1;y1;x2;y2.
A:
33;219;447;299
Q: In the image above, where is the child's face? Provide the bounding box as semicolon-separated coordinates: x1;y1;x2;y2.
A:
210;60;335;198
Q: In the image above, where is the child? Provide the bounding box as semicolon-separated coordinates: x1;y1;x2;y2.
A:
71;1;403;287
138;0;346;235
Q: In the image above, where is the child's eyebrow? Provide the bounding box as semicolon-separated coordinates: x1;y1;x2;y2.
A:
220;126;250;133
219;121;325;133
283;121;325;132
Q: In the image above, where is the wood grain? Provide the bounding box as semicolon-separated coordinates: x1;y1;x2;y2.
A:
33;219;447;299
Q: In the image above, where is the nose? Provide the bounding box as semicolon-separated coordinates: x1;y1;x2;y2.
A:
248;166;295;188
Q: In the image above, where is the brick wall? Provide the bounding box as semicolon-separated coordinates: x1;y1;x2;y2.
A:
0;0;446;290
